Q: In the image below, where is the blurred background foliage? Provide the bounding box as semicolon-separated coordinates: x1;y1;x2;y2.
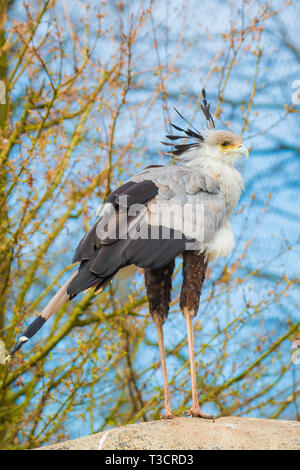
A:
0;0;299;449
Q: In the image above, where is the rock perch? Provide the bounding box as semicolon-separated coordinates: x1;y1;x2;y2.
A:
37;416;300;450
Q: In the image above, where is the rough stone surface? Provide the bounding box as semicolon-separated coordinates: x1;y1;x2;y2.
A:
37;416;300;450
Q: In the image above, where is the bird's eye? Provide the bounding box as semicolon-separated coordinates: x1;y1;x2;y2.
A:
220;141;229;148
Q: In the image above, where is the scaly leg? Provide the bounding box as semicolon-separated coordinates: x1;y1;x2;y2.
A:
144;259;175;419
183;308;213;418
180;251;213;419
154;316;174;419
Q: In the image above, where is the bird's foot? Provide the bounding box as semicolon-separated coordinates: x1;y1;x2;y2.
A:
185;407;214;419
161;411;176;420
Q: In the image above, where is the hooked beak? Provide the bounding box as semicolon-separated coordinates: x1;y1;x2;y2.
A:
233;144;249;160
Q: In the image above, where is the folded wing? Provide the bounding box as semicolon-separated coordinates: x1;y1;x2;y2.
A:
67;165;226;297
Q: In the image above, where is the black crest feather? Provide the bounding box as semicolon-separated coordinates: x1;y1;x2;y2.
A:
162;107;204;157
200;88;215;129
162;90;215;157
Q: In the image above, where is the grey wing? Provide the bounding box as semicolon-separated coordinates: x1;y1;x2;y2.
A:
130;165;226;245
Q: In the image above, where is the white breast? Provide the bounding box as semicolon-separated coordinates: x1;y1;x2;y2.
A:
217;165;244;216
185;159;243;260
190;159;244;216
205;221;235;261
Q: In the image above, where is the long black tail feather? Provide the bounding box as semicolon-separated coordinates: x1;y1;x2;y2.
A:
8;316;47;357
7;272;77;361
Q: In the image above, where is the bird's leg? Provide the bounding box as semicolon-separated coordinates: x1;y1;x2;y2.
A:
183;309;213;419
144;259;175;419
153;316;173;419
180;251;213;419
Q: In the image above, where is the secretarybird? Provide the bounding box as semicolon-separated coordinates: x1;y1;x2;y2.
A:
8;90;248;419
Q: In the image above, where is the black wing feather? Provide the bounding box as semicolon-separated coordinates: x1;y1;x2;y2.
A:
68;178;162;297
72;180;158;264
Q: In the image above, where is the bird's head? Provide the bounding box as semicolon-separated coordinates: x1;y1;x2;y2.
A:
162;90;249;167
162;127;249;168
203;130;249;165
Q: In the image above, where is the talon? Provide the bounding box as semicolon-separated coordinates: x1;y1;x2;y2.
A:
161;412;175;419
186;407;214;419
